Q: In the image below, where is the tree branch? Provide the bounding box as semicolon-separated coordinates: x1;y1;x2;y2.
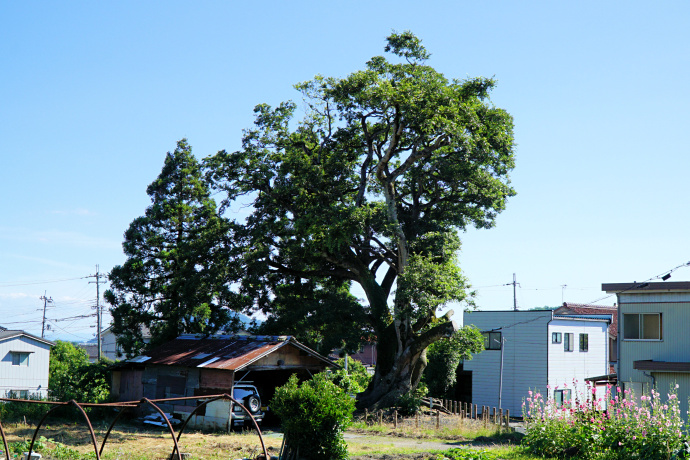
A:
413;320;458;354
389;134;449;181
267;260;357;281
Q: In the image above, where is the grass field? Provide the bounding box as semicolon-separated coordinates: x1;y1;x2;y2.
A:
0;419;552;460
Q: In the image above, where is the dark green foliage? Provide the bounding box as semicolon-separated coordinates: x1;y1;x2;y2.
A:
397;382;428;417
0;393;50;423
206;31;515;410
423;326;484;398
257;280;370;355
271;373;355;460
48;341;111;404
435;448;500;459
106;139;241;357
328;358;372;394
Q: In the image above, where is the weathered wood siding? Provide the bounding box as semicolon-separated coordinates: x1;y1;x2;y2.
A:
248;344;325;370
0;336;51;398
463;311;551;416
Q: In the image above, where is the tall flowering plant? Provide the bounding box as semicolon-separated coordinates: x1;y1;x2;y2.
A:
522;382;688;459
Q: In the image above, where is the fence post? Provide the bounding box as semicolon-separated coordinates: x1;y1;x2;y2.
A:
483;407;487;428
436;409;440;429
379;410;383;425
492;407;496;425
499;409;504;432
505;409;510;429
365;408;368;425
394;410;398;429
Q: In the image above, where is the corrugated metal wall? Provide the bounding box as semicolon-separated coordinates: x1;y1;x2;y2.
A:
618;292;690;420
463;311;551;416
0;336;51;398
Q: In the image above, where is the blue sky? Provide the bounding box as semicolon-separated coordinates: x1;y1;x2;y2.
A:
2;1;689;341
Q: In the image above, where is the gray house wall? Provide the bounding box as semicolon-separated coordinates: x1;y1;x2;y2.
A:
613;289;690;419
463;311;551;416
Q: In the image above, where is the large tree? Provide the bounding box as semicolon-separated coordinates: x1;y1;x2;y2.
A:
105;139;239;356
207;32;515;409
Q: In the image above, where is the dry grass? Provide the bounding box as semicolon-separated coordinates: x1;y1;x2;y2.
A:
0;421;282;460
350;413;515;442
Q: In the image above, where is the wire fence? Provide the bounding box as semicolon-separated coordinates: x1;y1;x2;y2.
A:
358;399;512;433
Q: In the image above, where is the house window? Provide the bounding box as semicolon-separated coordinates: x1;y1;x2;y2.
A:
552;332;562;344
482;332;502;350
564;333;574;352
623;313;661;340
11;352;30;367
579;333;589;352
554;389;572;406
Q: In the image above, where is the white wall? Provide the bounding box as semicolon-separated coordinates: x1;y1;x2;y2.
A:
547;319;609;406
101;329;119;361
0;335;52;398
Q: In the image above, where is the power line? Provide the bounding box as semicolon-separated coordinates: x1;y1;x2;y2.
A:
585;260;690;304
0;276;90;288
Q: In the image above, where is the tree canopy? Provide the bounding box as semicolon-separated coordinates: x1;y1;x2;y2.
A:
105;139;240;356
206;31;515;409
422;326;484;398
49;341;111;403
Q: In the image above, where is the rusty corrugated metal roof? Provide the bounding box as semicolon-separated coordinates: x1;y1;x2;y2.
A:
128;334;337;371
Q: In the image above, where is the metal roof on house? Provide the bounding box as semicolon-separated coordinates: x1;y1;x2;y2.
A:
0;330;55;347
602;282;690;293
553;314;612;322
554;303;618;338
126;334;337;371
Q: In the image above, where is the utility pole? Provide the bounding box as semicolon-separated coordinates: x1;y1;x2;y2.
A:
497;335;505;410
88;265;107;360
39;291;53;338
505;274;520;311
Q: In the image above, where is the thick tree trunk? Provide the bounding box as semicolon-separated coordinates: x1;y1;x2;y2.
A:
355;318;457;411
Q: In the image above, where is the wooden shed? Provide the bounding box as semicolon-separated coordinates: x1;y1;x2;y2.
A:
111;334;337;429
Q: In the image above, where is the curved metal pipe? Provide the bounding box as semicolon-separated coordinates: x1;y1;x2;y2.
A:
28;400;101;460
140;398;181;459
0;420;10;460
99;405;132;456
172;393;268;460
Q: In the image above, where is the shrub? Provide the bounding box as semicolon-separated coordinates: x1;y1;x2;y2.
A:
397;382;428;416
49;341;112;404
271;373;355;460
523;382;687;459
0;392;50;423
328;358;371;394
436;448;500;459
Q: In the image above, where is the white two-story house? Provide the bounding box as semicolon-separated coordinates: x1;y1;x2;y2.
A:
463;310;611;416
0;329;53;398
